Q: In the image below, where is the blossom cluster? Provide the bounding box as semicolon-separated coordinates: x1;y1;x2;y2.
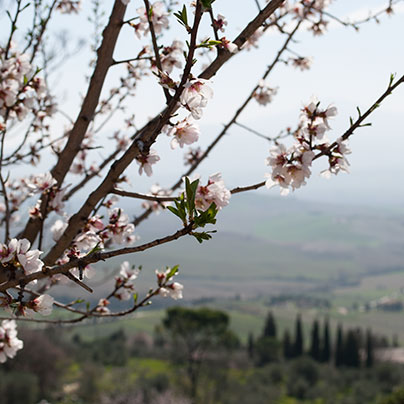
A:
132;1;170;38
158;40;184;74
180;78;213;120
52;206;135;255
290;56;313;71
155;268;183;300
195;173;231;211
114;261;140;301
0;320;23;363
166;117;200;149
9;294;55;317
136;149;161;177
141;184;172;213
56;0;81;14
0;48;50;123
0;238;44;276
265;97;350;195
253;80;278;106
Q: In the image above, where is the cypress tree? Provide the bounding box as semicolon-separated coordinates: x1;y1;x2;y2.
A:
321;317;331;363
283;329;293;360
293;314;304;357
335;324;344;368
366;329;374;368
309;319;321;361
344;329;360;368
247;332;255;359
263;311;277;338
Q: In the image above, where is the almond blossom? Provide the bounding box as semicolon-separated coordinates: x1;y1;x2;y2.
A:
168;117;200;149
95;298;110;314
24;294;54;317
265;144;315;196
242;27;264;50
0;238;43;275
134;1;169;38
23;172;56;194
104;208;135;245
265;97;341;195
194;173;231;210
219;37;238;53
253;80;278;106
159;282;183;300
136;149;160;176
180;78;213;120
155;267;184;300
320;138;351;178
159;40;184;74
0;48;51;122
184;147;203;166
114;261;140;301
290;56;313;71
141;184;171;213
213;14;228;32
0;320;23;363
56;0;81;13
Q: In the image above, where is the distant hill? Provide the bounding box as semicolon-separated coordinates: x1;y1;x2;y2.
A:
51;193;404;303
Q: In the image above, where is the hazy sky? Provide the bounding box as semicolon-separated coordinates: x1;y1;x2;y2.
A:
2;0;404;209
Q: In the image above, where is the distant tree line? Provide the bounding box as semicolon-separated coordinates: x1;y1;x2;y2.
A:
248;311;395;368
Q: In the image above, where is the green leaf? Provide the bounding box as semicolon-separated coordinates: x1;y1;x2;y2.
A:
185;177;199;216
167;205;186;222
194;202;218;227
191;231;216;243
166;265;179;280
201;0;216;10
133;293;138;304
174;5;190;31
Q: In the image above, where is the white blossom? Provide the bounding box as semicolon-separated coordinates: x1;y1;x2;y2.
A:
194;173;231;210
0;320;23;363
135;1;169;37
25;294;54;316
136;149;160;176
253;80;278;106
180;79;213;120
159;282;183;300
168;117;200;149
0;238;44;275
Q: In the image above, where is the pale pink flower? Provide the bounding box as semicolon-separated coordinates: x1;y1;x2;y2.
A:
242;27;264;50
219;37;238;53
290;56;313;71
180;79;213;120
119;261;140;281
51;219;68;241
25;294;54;316
159;282;184;300
17;239;44;275
56;0;81;14
141;184;171;213
136;149;160;176
25;172;56;194
0;320;23;363
194;173;231;210
136;1;169;36
168;117;200;149
253;80;278;106
95;298;110;314
213;14;228;32
265;144;315;195
160;40;184;74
